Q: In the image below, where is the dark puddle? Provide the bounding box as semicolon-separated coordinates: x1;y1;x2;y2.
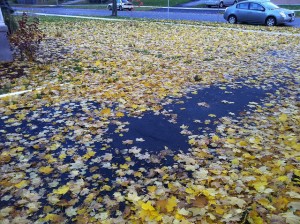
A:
166;84;269;134
107;83;273;152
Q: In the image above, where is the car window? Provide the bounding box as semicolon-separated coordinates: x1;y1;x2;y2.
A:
249;3;264;11
263;2;279;10
237;3;249;9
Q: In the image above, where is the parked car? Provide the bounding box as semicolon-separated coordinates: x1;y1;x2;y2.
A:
107;0;133;11
205;0;240;8
224;0;295;26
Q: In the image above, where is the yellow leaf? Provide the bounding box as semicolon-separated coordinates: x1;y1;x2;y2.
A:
131;104;138;109
237;141;247;147
248;211;264;224
243;153;255;159
134;171;142;177
252;181;268;193
59;153;67;160
116;112;124;117
141;201;155;211
94;60;101;66
166;196;177;212
8;104;17;110
101;185;111;191
279;113;288;122
44;214;62;222
54;185;69;195
39;166;54;174
83;150;96;160
120;164;129;169
277;176;289;182
212;135;219;142
226;138;236;144
257;198;276;211
188;138;195;145
16;113;26;120
15;180;29;189
232;158;239;165
294;169;300;177
49;143;60;151
147;186;157;193
215;206;225;215
100;108;111;116
14;147;24;152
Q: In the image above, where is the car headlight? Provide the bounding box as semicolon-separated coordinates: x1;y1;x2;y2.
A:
279;12;287;18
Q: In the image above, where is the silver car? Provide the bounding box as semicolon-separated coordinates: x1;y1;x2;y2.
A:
205;0;240;8
108;0;133;11
224;0;295;26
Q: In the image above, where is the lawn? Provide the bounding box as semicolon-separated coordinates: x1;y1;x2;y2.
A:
0;16;300;223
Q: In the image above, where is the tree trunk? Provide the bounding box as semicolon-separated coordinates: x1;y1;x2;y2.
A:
112;0;117;16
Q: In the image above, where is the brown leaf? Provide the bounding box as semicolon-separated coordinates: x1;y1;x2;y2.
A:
156;199;168;213
191;195;208;208
123;205;131;218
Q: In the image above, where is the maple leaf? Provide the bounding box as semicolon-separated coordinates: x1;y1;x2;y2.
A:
15;180;29;189
100;108;111;116
39;166;54;174
165;196;178;212
191;195;208;208
141;201;155;211
53;185;70;195
116;111;125;117
43;213;64;222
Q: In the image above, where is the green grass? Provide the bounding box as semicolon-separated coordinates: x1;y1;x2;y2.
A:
279;5;300;10
136;0;190;7
279;5;300;17
190;4;206;8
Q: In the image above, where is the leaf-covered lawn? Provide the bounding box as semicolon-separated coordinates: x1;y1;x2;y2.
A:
0;18;300;223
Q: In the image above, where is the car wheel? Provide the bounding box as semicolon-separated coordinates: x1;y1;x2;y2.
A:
108;5;112;10
265;17;276;26
207;5;211;8
228;15;237;24
128;8;132;11
119;6;123;11
219;1;224;8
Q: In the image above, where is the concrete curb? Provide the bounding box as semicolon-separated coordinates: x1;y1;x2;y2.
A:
0;11;13;63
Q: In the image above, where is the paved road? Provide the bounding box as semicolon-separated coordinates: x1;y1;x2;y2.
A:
14;6;300;27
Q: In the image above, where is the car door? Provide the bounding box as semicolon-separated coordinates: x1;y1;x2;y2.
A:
235;2;249;22
248;2;266;24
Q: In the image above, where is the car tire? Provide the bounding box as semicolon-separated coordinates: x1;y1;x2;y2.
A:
119;6;123;11
108;5;112;10
219;1;224;8
265;17;276;26
207;5;211;8
228;15;237;24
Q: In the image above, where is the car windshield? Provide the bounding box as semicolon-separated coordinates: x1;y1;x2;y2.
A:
263;2;279;10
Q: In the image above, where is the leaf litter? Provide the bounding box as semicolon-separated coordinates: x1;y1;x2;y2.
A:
0;18;299;223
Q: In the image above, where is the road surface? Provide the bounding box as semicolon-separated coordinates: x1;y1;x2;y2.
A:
13;6;300;27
